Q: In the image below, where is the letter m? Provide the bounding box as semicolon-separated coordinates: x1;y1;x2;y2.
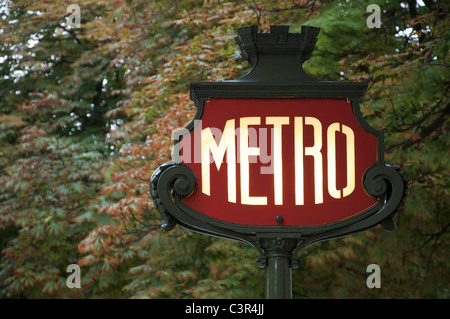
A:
201;120;236;202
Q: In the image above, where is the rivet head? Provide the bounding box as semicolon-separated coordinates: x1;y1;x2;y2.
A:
276;215;283;223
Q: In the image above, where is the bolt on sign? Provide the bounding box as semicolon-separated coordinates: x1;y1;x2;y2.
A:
150;25;408;299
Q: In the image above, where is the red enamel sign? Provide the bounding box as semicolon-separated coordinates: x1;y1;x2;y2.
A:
178;98;378;227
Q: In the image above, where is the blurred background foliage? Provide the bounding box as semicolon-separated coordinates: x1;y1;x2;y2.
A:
0;0;448;298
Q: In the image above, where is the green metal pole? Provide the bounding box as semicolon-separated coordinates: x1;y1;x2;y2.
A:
258;237;299;299
265;254;293;299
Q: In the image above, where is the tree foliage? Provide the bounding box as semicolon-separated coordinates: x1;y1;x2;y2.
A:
0;0;448;298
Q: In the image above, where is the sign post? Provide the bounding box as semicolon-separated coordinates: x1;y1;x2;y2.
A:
150;25;408;299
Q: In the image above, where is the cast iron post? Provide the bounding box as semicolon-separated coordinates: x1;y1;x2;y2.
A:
258;237;299;299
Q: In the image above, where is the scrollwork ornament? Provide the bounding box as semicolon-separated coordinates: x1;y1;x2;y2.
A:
150;161;196;231
363;163;408;231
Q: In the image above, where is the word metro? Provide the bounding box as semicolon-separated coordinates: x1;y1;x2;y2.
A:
201;116;355;206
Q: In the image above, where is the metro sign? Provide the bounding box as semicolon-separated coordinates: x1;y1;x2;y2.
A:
178;98;378;227
150;25;407;281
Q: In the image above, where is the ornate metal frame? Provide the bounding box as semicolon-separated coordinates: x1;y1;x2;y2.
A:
150;25;408;275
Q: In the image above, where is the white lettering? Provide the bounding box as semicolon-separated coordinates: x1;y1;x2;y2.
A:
266;117;289;205
240;117;267;205
201;119;236;202
199;116;357;205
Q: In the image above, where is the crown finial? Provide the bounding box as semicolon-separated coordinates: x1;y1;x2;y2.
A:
233;25;321;82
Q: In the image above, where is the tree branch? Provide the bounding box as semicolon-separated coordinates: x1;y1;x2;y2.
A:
386;101;449;153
